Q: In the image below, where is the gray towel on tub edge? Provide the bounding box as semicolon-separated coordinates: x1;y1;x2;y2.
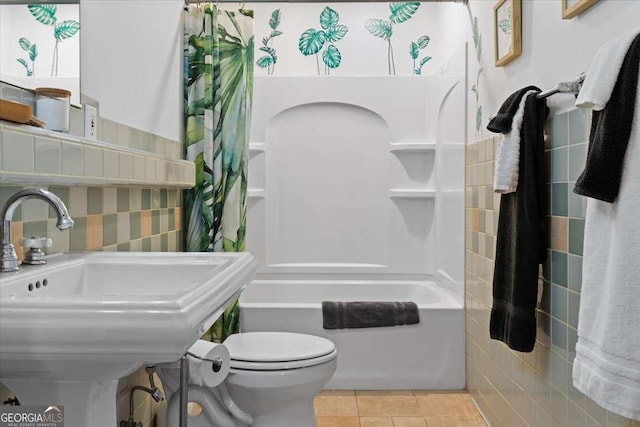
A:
322;301;420;329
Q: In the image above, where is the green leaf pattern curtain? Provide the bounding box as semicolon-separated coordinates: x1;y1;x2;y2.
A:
184;5;254;341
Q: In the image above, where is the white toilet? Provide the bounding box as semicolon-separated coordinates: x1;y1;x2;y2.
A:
159;332;337;427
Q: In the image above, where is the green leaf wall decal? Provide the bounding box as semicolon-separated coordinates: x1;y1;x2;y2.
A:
54;20;80;40
258;8;283;75
297;7;348;75
269;9;281;30
365;18;392;40
29;44;38;61
27;4;57;25
19;38;31;51
322;44;342;69
319;6;339;30
410;42;419;60
420;56;431;66
259;46;277;62
298;28;326;56
417;35;430;49
256;55;274;68
326;24;348;42
17;58;29;68
389;2;420;24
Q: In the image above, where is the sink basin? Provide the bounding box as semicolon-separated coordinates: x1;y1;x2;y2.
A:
0;251;257;427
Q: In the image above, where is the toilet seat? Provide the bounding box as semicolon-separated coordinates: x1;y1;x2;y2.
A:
225;332;337;371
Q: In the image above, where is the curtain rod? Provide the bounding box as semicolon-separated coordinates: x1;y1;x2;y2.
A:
186;0;467;3
0;0;78;4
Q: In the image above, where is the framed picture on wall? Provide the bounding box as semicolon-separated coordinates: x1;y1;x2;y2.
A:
493;0;522;67
562;0;599;19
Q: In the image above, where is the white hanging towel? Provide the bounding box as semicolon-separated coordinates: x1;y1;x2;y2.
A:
493;90;538;193
573;28;640;421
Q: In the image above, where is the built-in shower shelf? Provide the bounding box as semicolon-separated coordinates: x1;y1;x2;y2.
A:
249;143;266;152
389;189;436;199
389;142;436;152
248;189;266;199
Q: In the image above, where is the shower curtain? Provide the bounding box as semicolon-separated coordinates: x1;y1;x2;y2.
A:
184;4;254;342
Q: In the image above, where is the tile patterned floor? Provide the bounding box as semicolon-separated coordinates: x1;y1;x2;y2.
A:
314;390;486;427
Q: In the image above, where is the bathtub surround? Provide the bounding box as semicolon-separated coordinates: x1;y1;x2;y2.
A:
247;74;464;281
572;29;640;420
243;48;466;390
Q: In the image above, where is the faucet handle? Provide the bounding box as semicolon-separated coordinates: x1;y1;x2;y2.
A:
20;237;53;249
19;237;52;265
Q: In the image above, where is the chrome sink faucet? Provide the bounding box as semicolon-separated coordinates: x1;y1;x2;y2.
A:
1;188;74;273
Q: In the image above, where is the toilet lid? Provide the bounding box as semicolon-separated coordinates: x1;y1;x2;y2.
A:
224;332;336;366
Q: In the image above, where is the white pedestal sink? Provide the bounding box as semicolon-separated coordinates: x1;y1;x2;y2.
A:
0;251;256;427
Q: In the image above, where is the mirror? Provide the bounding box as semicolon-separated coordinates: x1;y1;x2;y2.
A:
0;2;80;105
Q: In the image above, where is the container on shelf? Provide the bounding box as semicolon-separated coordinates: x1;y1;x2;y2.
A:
35;87;71;132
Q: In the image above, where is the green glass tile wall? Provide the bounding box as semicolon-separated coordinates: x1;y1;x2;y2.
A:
465;109;639;427
0;186;183;256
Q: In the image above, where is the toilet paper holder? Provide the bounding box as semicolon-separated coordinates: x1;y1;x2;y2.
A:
178;352;225;427
186;351;224;373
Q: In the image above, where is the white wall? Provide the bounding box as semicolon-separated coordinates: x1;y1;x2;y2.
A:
77;1;470;141
0;4;80;78
465;0;640;142
0;4;80;103
76;1;640;146
80;0;183;141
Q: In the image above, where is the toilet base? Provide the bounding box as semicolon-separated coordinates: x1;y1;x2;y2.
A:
225;358;336;427
237;400;316;427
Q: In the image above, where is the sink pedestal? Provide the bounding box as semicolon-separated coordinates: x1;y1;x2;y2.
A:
3;378;118;427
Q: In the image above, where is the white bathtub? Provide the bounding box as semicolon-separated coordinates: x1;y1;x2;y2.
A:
239;279;465;390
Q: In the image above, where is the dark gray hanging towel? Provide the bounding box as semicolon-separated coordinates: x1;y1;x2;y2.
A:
487;90;548;353
322;301;419;329
573;32;640;203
